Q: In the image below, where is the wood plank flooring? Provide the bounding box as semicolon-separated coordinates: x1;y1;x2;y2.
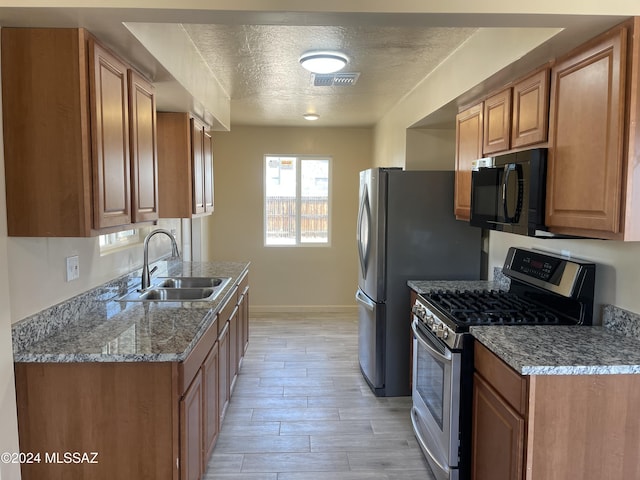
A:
204;312;435;480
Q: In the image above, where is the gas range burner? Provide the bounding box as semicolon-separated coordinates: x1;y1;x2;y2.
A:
412;247;596;350
422;289;565;326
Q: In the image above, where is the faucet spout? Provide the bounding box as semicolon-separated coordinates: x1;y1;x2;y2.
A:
141;229;180;290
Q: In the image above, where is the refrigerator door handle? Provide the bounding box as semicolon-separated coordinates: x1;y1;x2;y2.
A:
355;289;376;311
357;184;371;279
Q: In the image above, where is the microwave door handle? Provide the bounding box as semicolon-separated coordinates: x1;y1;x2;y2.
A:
502;164;523;223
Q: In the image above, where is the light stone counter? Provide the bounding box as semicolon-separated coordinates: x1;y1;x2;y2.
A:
471;325;640;375
11;259;249;363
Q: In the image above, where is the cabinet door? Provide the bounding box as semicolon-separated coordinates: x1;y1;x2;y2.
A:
511;68;550;148
191;119;206;215
218;321;230;425
180;369;203;480
89;38;132;230
546;26;627;237
128;70;159;224
204;130;214;213
203;342;219;462
157;112;193;218
472;373;525;480
483;89;511;154
229;306;239;393
455;103;483;220
239;288;250;355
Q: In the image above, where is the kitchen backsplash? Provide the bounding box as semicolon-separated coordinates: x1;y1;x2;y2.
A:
492;266;511;290
603;305;640;341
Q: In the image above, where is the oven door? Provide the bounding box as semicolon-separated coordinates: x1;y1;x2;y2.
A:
411;318;461;480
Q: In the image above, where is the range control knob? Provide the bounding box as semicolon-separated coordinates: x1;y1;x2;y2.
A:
442;328;449;340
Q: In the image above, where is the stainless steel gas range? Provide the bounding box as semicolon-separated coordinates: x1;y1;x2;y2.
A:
410;247;596;480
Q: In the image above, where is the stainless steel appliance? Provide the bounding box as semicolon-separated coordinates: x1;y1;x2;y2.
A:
411;247;596;480
356;168;482;397
470;148;548;237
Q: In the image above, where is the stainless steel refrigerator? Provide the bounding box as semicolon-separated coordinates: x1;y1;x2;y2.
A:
356;168;481;396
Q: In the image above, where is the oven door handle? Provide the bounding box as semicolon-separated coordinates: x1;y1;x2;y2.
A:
411;406;451;476
411;319;452;362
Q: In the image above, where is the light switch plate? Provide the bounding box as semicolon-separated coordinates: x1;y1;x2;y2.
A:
66;255;79;282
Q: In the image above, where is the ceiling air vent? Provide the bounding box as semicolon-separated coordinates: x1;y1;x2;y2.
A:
311;73;360;87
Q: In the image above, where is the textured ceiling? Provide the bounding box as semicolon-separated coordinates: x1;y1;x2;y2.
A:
182;24;477;127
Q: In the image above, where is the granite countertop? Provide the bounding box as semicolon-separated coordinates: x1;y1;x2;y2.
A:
11;259;249;363
471;325;640;375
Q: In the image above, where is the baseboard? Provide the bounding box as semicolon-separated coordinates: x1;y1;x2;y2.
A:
250;305;358;314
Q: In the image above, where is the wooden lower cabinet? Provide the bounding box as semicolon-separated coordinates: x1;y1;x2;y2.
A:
472;373;525;480
473;342;640;480
218;320;231;426
14;271;250;480
229;305;240;393
14;362;178;480
238;272;250;356
181;369;204;480
203;342;219;461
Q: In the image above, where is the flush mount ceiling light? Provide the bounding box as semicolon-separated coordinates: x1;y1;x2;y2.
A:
303;113;320;121
299;51;349;74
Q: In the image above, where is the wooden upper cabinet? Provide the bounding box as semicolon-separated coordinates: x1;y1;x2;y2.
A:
157;112;214;218
483;88;512;154
128;70;159;224
546;24;627;238
511;68;550;148
1;28;157;236
204;130;214;213
455;103;483;220
89;38;132;230
191;118;206;215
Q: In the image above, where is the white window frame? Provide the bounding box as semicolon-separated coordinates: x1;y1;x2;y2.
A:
98;226;151;255
263;155;332;247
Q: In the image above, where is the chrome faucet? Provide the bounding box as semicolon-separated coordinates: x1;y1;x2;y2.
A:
141;229;180;290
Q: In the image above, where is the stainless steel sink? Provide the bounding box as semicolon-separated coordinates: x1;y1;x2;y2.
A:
116;276;231;302
155;276;229;289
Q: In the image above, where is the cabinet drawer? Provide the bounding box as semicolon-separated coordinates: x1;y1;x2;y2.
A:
179;313;218;395
237;271;249;303
218;287;238;333
474;341;528;415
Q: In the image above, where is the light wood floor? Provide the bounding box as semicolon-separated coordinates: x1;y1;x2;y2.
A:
204;312;435;480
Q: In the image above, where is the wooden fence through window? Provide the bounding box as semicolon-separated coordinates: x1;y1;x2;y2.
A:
266;196;328;242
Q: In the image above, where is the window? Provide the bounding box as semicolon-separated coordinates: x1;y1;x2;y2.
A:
264;155;331;246
99;227;149;254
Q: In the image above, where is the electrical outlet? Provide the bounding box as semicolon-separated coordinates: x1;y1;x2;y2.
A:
66;255;80;282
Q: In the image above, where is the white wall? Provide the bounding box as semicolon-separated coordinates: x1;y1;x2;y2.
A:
6;219;181;323
405;128;456;171
209;126;373;310
487;232;640;322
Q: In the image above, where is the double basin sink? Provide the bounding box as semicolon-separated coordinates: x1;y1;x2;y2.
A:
117;276;231;302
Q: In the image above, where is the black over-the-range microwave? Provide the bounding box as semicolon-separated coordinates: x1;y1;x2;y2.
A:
469;148;552;237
